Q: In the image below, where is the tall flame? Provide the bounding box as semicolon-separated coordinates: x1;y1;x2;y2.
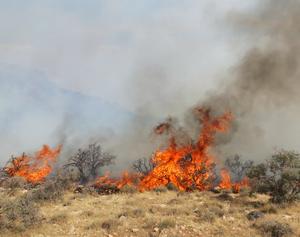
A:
219;168;250;193
93;108;248;193
139;108;233;191
4;145;62;184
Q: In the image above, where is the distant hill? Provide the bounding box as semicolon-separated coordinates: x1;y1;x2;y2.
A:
0;65;132;162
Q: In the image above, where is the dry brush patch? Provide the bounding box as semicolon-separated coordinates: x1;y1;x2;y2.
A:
0;189;299;237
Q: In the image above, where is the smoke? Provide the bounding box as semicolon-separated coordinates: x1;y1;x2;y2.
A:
112;0;300;167
1;1;300;170
199;0;300;159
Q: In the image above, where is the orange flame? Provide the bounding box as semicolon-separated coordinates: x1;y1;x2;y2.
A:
219;168;250;193
93;108;248;193
139;108;233;191
4;145;62;184
219;168;232;190
94;171;139;189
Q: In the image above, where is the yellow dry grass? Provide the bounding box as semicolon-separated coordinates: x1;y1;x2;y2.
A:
1;190;299;237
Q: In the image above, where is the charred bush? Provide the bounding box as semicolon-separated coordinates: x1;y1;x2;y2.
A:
65;143;115;184
94;184;120;195
247;150;300;203
132;157;154;176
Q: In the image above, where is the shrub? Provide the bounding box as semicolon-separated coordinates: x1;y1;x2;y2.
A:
132;157;154;176
120;184;138;194
65;143;115;184
194;206;225;223
247;150;300;203
157;218;176;229
256;221;292;237
1;176;28;190
152;186;168;193
225;155;253;182
101;219;120;231
0;195;41;231
25;174;72;202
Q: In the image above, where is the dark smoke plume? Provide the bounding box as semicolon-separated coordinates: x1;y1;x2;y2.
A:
196;0;300;158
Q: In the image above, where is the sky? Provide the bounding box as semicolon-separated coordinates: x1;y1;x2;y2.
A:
0;1;263;164
0;1;258;111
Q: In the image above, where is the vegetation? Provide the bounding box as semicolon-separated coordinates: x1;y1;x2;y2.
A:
224;155;253;182
64;143;115;184
247;150;300;203
132;157;154;176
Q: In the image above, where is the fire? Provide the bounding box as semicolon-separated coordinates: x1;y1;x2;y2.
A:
93;107;248;193
4;145;62;184
219;168;232;190
139;108;233;191
94;171;139;189
219;168;250;193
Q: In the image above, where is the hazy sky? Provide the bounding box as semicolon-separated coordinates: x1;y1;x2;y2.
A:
1;1;268;164
0;0;258;113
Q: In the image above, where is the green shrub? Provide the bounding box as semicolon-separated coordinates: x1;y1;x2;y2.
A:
256;221;292;237
247;150;300;203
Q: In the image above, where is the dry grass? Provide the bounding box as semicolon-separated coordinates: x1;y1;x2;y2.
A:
0;189;299;237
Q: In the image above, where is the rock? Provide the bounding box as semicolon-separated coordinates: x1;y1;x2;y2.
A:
247;211;265;221
74;185;84;193
131;228;139;233
153;227;160;232
119;215;127;221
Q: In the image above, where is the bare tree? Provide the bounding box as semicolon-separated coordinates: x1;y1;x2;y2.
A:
132;157;154;176
65;143;115;184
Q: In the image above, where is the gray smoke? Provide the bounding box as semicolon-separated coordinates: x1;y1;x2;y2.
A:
200;0;300;159
113;0;300;167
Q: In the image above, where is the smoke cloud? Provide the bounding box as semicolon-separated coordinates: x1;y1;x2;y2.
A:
1;1;300;170
112;0;300;167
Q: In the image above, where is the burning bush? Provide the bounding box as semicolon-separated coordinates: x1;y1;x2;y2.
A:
224;155;253;182
3;145;62;184
247;150;300;203
65;143;115;184
139;108;233;191
218;155;253;193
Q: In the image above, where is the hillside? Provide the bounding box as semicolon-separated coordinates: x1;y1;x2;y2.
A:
1;188;299;237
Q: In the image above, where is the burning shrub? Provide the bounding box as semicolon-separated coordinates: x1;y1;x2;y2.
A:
65;143;115;184
224;155;253;182
3;145;61;184
139;108;233;191
247;150;300;203
0;195;41;231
